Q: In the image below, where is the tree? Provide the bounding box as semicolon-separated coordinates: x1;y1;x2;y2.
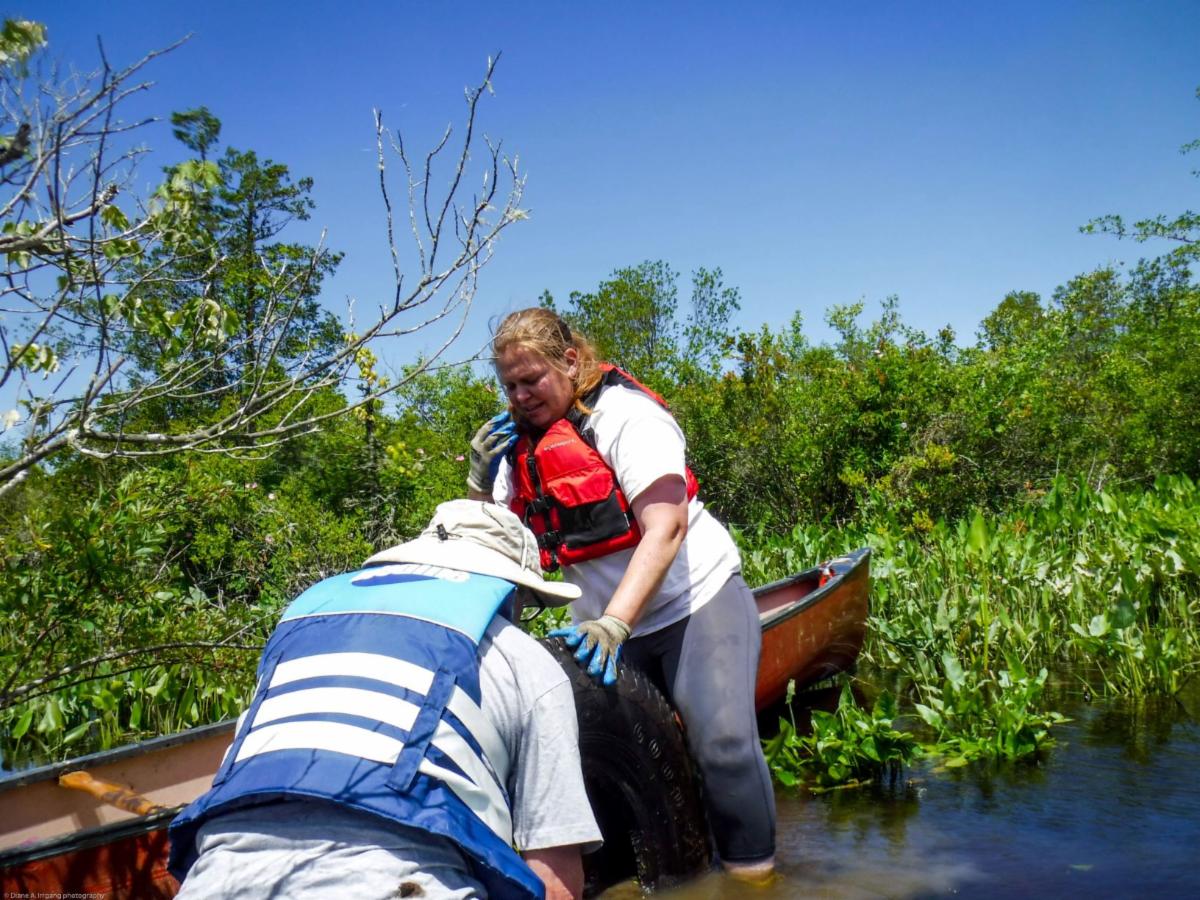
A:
1082;86;1199;263
553;260;681;382
0;28;525;496
120;108;344;427
978;291;1043;350
171;106;221;162
545;261;740;385
681;266;741;378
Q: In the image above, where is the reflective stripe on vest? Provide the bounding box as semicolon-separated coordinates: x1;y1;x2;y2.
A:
267;650;510;783
235;650;511;841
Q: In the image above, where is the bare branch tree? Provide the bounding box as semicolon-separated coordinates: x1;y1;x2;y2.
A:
1;38;524;496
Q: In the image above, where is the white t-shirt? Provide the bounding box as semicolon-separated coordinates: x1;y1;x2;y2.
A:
477;617;602;852
177;617;600;899
495;384;742;637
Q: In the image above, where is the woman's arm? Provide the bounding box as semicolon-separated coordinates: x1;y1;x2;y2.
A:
602;473;689;629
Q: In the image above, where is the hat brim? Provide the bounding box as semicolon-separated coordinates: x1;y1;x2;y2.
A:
364;537;580;605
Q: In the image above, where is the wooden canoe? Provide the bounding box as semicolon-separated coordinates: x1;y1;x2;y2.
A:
754;547;870;709
0;549;869;896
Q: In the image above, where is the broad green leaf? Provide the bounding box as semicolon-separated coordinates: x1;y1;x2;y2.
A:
1111;597;1137;629
966;511;990;558
941;652;966;688
11;706;33;739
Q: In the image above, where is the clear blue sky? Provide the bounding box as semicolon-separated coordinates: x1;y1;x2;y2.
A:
28;0;1200;363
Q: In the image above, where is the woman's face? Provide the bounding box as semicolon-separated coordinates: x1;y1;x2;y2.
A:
496;344;578;430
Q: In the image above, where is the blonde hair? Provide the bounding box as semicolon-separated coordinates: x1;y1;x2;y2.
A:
492;308;603;417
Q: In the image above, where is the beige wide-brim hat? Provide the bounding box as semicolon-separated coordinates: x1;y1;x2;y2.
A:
364;499;580;605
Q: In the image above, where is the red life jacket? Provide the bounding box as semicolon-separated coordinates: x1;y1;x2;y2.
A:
508;364;699;572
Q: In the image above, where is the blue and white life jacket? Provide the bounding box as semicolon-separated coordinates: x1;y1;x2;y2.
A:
168;563;546;900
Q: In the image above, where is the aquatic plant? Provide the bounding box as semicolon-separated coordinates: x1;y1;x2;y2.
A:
2;661;252;771
764;679;922;791
749;476;1198;782
743;475;1200;701
913;652;1067;766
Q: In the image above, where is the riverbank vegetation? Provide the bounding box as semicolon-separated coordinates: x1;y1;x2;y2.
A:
759;474;1199;788
2;26;1198;776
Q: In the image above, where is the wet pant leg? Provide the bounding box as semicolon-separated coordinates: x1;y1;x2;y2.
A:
624;574;776;863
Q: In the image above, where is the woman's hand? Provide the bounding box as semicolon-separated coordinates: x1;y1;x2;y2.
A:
550;615;631;686
467;412;516;498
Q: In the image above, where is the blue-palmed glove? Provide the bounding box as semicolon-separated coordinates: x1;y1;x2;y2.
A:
467;412;517;494
550;615;631;686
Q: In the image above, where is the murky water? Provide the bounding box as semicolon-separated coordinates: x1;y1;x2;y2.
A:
600;683;1200;898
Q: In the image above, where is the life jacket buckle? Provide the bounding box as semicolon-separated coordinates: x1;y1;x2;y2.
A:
526;496;553;516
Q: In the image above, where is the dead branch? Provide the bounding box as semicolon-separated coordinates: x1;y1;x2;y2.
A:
2;49;524;496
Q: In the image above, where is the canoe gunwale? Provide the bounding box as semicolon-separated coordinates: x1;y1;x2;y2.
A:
0;718;237;794
755;547;871;630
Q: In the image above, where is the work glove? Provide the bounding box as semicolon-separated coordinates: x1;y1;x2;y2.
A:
467;412;517;494
550;615;631;686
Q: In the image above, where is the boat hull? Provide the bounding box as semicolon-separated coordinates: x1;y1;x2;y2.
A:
2;811;177;898
754;548;870;710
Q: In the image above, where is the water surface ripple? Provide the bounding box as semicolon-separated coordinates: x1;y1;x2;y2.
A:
601;687;1200;898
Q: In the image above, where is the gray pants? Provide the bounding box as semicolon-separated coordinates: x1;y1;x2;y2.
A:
622;574;776;863
174;802;483;898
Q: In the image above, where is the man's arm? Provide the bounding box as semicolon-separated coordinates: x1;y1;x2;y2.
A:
524;845;584;900
494;629;601;897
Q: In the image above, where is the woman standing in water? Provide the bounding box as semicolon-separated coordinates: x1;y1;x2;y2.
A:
466;307;775;881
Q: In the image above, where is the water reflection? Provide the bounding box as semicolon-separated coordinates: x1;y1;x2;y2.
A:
599;682;1200;898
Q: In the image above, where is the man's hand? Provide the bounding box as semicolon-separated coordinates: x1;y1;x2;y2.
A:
467;412;517;494
550;615;631;686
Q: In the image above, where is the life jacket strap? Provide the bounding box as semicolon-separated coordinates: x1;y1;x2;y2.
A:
388;664;458;794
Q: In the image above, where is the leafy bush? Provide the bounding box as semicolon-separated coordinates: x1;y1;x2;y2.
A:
0;468;265;768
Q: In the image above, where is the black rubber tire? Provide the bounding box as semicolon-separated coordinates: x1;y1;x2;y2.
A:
539;637;712;896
